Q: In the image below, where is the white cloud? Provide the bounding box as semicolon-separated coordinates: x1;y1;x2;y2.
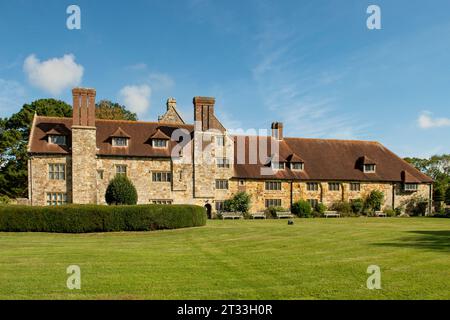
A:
119;84;151;115
147;72;175;90
23;54;83;95
418;111;450;129
0;79;26;117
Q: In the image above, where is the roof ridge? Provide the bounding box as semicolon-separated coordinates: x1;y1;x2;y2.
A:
35;115;194;127
231;134;380;144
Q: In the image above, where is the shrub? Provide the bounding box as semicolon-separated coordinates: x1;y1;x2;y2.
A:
365;190;384;213
264;206;286;219
351;198;364;215
0;204;206;233
0;195;10;205
434;188;444;202
331;201;353;217
223;192;251;213
291;200;312;218
383;207;397;217
105;175;138;205
445;187;450;206
314;203;327;217
402;196;429;216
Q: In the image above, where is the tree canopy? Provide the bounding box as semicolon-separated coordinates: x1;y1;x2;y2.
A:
0;98;137;199
95;100;137;121
404;154;450;197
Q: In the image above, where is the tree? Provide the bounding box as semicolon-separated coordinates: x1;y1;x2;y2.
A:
365;190;384;213
105;175;138;205
445;187;450;205
405;154;450;192
291;200;312;218
224;192;251;213
95;100;137;121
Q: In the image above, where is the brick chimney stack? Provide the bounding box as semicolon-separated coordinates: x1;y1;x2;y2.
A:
193;96;216;131
271;122;283;140
72;88;96;127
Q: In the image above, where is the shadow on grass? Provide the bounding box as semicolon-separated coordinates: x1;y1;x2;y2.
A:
375;230;450;252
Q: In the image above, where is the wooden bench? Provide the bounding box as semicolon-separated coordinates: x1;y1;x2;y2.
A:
324;211;340;218
276;211;294;219
375;211;387;217
221;212;243;220
250;212;266;219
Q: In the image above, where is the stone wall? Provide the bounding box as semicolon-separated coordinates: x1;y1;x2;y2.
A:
28;155;72;206
71;126;97;204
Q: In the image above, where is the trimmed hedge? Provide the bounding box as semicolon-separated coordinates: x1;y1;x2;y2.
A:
0;204;206;233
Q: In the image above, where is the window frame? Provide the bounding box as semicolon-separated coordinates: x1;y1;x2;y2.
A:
404;183;419;191
291;162;304;171
152;139;168;148
46;192;67;206
265;199;282;208
215;179;229;190
152;171;172;182
112;137;128;147
217;158;230;168
216;135;225;147
328;182;341;191
151;199;173;205
115;164;127;176
48;163;66;180
48;135;66;146
306;182;319;191
363;164;376;173
271;162;285;170
308;199;319;208
350;182;361;192
265;181;282;191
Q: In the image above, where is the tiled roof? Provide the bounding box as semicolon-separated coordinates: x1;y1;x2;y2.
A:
28;116;433;183
232;136;432;183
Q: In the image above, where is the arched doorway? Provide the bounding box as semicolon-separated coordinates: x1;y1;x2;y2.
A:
204;204;212;219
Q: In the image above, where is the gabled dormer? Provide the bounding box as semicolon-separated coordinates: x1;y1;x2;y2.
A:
358;156;376;173
150;128;170;148
110;127;130;147
46;125;70;146
268;154;286;170
401;170;420;192
287;153;304;171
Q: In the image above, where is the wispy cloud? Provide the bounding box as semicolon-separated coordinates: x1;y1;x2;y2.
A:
23;54;83;95
418;111;450;129
0;79;26;117
250;8;366;140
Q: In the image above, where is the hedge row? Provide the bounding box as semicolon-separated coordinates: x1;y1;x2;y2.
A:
0;204;207;233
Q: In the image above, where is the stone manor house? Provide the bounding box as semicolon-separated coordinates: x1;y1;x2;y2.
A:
28;87;433;217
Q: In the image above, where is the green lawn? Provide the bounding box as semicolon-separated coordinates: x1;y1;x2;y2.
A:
0;218;449;300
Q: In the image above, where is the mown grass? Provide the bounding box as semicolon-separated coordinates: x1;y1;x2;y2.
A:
0;218;448;299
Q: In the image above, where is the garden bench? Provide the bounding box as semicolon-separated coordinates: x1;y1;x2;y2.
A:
221;211;243;220
276;211;294;219
250;212;266;219
375;211;387;217
324;211;340;218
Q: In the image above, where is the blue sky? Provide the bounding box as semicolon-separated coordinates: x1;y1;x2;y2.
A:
1;0;449;157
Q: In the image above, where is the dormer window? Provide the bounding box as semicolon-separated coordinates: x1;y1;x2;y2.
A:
291;162;304;171
364;164;376;173
112;137;128;147
272;162;285;170
152;139;168;148
48;135;66;146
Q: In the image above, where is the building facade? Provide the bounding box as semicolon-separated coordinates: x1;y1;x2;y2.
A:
28;87;433;216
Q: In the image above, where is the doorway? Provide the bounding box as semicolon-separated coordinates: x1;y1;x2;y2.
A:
204;204;212;219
